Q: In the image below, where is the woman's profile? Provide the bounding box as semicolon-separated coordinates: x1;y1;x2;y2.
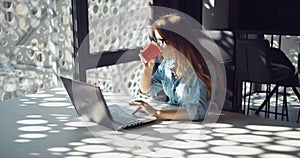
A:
131;13;222;121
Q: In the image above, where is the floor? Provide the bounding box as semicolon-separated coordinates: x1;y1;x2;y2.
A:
242;85;300;124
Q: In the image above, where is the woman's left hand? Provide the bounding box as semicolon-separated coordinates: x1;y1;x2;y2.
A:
130;100;158;117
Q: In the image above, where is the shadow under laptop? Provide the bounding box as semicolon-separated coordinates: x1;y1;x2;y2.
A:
81;115;211;151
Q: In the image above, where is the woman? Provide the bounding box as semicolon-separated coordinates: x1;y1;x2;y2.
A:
133;14;213;121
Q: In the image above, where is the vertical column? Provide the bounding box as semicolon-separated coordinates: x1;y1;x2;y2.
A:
71;0;89;82
298;42;300;82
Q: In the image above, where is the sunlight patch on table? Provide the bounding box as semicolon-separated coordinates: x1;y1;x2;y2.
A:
174;134;213;141
81;138;108;144
187;149;207;154
65;121;98;127
18;126;52;132
68;142;86;146
263;145;299;152
49;130;61;133
188;153;231;158
19;133;47;139
26;115;43;118
91;152;132;158
251;131;273;136
207;140;239;146
205;123;233;128
14;139;32;143
159;140;208;149
63;127;78;130
276;140;300;147
224;134;273;143
153;127;179;134
111;139;153;148
275;131;300;139
26;94;54;98
48;147;72;152
134;148;185;158
245;125;291;131
210;146;263;156
212;128;250;134
259;153;298;158
74;145;113;153
17;119;48;125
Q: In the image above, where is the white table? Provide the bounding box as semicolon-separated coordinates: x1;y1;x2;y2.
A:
1;87;300;158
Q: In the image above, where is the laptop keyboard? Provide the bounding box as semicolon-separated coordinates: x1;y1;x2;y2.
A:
109;105;142;126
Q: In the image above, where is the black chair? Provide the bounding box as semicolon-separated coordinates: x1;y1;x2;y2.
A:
255;47;300;122
235;39;272;115
236;39;300;122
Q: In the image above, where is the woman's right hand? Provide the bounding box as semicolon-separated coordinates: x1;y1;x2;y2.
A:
143;59;155;71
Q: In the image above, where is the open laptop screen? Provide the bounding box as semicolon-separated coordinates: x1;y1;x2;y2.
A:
60;76;116;130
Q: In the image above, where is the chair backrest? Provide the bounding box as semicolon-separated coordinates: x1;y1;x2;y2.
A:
235;39;272;84
269;47;296;76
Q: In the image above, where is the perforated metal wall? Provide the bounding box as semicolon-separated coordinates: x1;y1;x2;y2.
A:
86;0;151;98
88;0;150;53
0;0;151;100
0;0;73;100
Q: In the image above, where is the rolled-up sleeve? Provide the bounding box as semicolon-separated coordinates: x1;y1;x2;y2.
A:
148;64;164;97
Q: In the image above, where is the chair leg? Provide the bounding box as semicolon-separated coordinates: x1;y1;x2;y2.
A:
290;87;300;123
275;87;279;120
267;84;271;118
265;84;269;118
256;85;279;114
243;81;247;114
263;84;271;118
247;82;252;115
291;87;300;101
282;86;289;122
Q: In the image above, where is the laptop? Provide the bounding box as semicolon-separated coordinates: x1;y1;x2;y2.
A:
60;76;156;130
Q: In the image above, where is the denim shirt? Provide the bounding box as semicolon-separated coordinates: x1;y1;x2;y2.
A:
149;59;209;121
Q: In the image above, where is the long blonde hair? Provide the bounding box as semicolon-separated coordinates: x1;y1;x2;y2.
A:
152;14;212;100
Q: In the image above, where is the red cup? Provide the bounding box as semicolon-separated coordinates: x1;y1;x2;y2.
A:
139;43;162;63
